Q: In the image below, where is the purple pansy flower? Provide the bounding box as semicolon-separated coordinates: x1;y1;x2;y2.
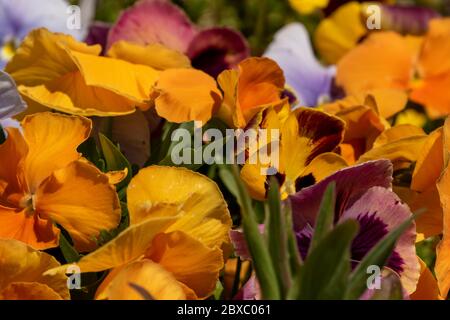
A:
0;0;95;67
264;23;335;107
290;160;420;294
107;0;250;77
230;160;420;299
0;70;26;131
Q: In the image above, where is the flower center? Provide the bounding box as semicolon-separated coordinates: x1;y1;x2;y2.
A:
18;194;37;216
1;38;18;62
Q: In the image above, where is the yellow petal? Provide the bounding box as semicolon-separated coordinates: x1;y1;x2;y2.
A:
70;49;159;106
290;0;328;15
240;161;268;201
35;160;121;252
5;28;100;86
107;41;191;70
127;166;232;248
280;108;345;186
6;28;159;116
151;68;222;123
357;135;428;170
0;282;63;300
0;238;69;299
146;231;224;299
216;69;239;128
302;152;348;182
48;216;178;274
96;259;186;300
314;2;367;64
373;124;426;149
22;112;91;192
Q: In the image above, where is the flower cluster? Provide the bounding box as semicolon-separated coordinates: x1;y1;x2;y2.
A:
0;0;449;301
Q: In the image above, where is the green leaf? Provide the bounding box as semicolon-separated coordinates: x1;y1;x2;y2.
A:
229;164;280;299
78;137;105;171
309;182;336;252
59;233;81;263
266;176;291;296
292;220;359;300
345;214;416;300
214;280;224;300
218;164;240;201
99;133;132;189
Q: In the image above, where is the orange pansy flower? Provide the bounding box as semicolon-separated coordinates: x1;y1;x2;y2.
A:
0;112;120;251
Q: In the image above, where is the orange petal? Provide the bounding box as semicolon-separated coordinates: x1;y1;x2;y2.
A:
410;258;442;300
394;186;443;239
336;32;414;95
0;127;28;195
235;58;285;128
416;18;450;80
146;231;224;299
107;41;191;70
411;72;450;118
0;207;60;250
436;162;450;298
412;128;443;192
35;160;121;252
0;238;69;299
151;68;222;123
22;112;91;192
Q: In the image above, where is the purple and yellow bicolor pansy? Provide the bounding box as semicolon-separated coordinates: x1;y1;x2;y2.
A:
290;160;420;294
240;105;346;200
107;0;249;78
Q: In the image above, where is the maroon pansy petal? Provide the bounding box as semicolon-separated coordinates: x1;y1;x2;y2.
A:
107;0;197;52
187;27;250;78
85;21;111;55
229;225;265;261
341;186;420;294
379;4;440;35
290;160;393;232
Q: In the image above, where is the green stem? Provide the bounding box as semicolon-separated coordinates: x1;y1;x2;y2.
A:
231;165;280;299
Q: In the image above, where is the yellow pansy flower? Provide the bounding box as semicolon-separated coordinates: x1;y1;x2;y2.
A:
48;166;232;300
0;239;69;300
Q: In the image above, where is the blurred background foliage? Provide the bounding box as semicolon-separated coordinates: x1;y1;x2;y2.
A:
74;0;450;56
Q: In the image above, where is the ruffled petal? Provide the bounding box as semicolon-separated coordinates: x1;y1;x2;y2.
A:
127;166;231;248
35;160;121;252
0;238;69;299
107;0;197;53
